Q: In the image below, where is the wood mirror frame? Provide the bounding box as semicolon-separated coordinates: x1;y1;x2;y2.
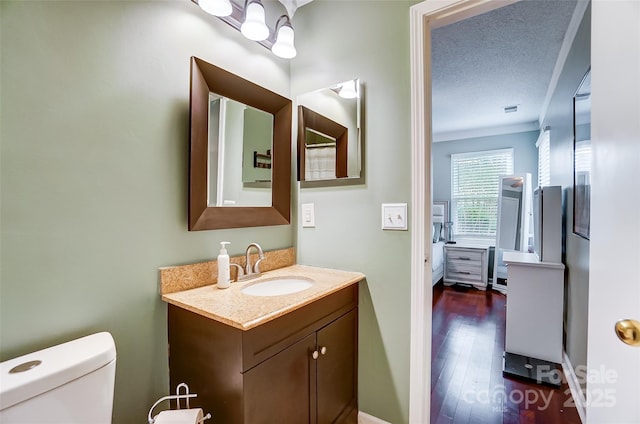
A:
297;105;348;181
188;57;292;230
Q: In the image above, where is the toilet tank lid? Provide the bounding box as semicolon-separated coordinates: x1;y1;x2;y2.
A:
0;332;116;411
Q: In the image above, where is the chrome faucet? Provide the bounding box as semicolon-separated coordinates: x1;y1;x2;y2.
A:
238;243;265;281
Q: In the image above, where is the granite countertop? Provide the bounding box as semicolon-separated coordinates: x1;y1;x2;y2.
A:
161;264;365;331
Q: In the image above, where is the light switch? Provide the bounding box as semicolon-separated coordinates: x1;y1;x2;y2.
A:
382;203;408;230
301;203;315;228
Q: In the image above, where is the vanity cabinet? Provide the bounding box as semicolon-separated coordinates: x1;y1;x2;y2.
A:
167;285;358;424
443;245;489;290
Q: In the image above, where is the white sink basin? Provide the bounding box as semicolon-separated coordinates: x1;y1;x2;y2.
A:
241;277;314;297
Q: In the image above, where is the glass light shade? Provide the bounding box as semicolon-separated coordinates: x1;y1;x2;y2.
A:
339;80;358;99
199;0;232;17
271;24;296;59
241;2;269;41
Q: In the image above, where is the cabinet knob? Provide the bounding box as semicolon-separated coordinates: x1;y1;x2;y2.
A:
312;350;319;360
320;346;327;355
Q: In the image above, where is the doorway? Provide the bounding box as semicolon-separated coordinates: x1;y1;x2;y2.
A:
408;2;519;421
410;1;640;423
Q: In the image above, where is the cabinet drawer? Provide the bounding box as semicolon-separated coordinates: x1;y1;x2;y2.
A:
242;284;358;371
446;270;483;283
447;261;481;275
447;249;483;262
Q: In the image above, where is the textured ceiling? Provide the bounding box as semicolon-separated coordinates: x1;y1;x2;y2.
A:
431;0;578;141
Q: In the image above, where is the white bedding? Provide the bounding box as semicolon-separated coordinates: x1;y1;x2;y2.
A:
432;241;445;272
432;241;445;284
431;201;448;285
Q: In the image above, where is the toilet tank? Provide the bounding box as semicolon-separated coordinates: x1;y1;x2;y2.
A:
0;332;116;423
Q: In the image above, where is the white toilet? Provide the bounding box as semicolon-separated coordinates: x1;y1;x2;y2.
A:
0;332;116;423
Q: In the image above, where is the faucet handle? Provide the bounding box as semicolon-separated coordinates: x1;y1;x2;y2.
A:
253;257;265;274
230;263;244;282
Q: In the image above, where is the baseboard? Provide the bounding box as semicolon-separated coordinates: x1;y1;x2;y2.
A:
562;351;586;424
358;411;391;424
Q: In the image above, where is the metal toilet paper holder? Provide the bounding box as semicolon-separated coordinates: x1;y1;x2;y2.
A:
147;383;211;424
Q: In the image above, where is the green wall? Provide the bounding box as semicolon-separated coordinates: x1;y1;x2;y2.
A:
2;1;420;422
291;2;418;422
0;1;293;421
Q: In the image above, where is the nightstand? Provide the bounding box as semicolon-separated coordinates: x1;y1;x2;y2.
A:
443;244;489;290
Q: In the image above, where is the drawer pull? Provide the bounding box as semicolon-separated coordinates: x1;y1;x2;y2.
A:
312;350;319;360
458;271;471;275
459;257;471;260
320;346;327;355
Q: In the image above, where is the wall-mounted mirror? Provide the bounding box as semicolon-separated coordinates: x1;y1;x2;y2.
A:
493;173;533;292
297;79;364;187
573;68;591;239
189;57;292;230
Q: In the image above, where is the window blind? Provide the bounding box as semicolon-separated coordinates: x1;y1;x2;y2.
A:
451;148;514;238
574;142;591;173
537;128;551;187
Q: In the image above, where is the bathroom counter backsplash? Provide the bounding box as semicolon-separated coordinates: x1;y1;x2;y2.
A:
159;247;296;295
161;263;365;331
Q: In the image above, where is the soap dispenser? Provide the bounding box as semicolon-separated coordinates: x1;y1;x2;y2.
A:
217;242;231;289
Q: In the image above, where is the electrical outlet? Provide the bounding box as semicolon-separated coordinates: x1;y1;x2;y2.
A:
301;203;315;228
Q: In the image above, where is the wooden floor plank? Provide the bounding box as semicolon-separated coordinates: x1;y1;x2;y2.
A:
430;284;581;424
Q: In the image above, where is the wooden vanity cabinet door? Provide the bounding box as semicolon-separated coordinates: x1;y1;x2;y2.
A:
243;333;317;424
167;304;244;423
316;309;358;424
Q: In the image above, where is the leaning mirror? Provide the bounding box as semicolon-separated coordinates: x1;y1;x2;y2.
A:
297;79;364;187
493;173;532;292
189;57;292;230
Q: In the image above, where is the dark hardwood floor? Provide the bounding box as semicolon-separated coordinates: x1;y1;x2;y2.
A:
431;283;581;424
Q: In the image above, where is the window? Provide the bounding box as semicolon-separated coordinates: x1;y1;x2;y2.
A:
537;127;551;187
451;148;514;238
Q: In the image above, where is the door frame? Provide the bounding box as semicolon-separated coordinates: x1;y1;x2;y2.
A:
409;1;520;422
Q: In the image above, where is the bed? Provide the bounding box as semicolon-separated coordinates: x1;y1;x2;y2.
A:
431;201;448;285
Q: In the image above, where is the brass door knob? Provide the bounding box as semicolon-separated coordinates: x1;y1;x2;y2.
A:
615;319;640;346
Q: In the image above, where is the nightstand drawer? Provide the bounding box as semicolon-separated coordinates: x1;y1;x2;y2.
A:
446;250;483;263
447;261;481;275
447;268;483;283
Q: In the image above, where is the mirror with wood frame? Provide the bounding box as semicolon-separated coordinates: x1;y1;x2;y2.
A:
297;79;364;187
298;106;348;180
188;57;291;230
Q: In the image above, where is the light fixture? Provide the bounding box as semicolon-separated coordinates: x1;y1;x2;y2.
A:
191;0;304;59
198;0;232;17
240;0;269;41
338;79;358;99
271;15;296;59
